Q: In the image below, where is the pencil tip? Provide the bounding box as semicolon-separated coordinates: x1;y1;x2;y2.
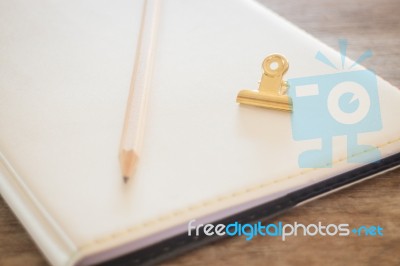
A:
120;149;138;183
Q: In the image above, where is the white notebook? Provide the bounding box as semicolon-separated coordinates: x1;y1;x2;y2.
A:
1;0;399;265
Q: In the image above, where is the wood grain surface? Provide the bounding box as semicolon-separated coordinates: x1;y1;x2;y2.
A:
1;0;399;265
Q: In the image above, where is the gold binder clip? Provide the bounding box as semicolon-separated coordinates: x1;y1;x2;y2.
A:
236;54;292;111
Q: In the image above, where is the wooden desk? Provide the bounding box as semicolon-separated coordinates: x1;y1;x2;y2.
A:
1;0;399;265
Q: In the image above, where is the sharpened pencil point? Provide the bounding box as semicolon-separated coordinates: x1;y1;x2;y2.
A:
119;149;138;183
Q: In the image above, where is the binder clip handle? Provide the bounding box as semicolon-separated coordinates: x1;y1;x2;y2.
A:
262;54;289;77
260;54;289;95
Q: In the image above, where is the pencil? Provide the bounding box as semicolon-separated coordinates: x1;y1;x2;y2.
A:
119;0;159;183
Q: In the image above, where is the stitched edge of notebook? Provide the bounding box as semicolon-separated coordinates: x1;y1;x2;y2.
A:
71;137;400;260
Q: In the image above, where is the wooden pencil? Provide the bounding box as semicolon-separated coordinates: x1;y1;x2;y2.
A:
120;0;159;182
